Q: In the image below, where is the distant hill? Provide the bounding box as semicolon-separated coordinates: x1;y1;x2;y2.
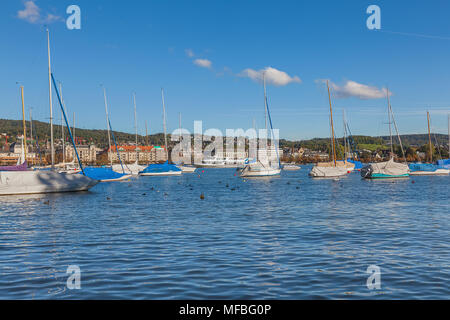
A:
280;134;449;150
0;118;166;148
1;118;448;150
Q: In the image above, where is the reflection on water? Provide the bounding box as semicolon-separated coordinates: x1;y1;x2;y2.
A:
0;166;448;299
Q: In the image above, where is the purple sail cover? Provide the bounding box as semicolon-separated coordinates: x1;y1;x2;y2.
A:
0;161;28;171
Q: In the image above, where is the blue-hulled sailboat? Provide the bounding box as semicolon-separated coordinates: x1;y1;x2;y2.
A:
409;112;449;175
139;89;182;176
83;87;131;182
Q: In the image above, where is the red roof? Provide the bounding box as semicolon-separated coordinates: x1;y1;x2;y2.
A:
108;145;165;152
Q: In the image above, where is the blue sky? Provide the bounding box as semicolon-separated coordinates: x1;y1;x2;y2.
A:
1;0;450;140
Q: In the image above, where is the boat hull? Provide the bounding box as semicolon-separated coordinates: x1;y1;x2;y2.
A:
0;171;98;196
240;168;281;177
179;165;197;173
368;173;410;179
139;171;182;176
99;174;132;182
112;164;146;175
283;165;301;171
409;169;449;176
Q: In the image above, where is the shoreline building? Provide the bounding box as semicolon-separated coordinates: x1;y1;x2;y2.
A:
65;144;97;164
108;145;167;163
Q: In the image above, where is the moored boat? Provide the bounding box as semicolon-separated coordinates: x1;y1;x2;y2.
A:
361;158;410;179
310;81;351;178
139;161;182;176
239;73;281;178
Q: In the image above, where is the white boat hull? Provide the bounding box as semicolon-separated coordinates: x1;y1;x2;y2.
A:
139;171;182;176
112;163;146;176
409;169;449;176
283;165;301;171
0;171;98;195
99;174;132;182
179;165;197;173
240;165;281;177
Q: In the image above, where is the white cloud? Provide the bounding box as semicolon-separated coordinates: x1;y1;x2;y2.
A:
185;49;195;58
316;79;390;99
239;67;301;86
17;1;40;23
17;1;63;24
194;58;212;69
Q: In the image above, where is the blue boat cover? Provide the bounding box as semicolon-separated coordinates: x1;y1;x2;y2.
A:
409;163;438;172
347;159;363;169
139;161;181;174
436;159;450;169
82;167;127;180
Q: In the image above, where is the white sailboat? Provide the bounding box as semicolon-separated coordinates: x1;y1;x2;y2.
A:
361;89;409;179
240;74;281;177
175;113;196;173
113;93;146;175
310;81;353;178
1;40;98;196
282;163;301;171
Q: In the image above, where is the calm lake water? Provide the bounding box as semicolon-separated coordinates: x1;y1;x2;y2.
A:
0;166;448;299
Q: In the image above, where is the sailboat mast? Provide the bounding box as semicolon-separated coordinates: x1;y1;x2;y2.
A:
427;111;432;163
343;110;347;159
29;107;33;150
73;112;75;146
388;102;407;163
20;86;27;163
386;88;394;157
59;83;66;164
133;92;138;163
103;87;113;167
179;112;182;157
327;81;337;166
263;73;268;141
161;88;169;161
145;120;148;146
47;29;55;168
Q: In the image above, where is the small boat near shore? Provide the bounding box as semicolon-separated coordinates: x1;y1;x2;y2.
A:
282;163;301;171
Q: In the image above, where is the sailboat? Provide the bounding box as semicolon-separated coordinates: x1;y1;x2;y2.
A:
360;89;409;179
342;110;363;171
0;87;97;195
409;111;449;175
435;114;450;169
139;89;182;176
310;81;354;178
240;74;281;177
83;87;131;182
56;84;81;174
112;93;146;175
175;113;196;173
1;30;98;195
